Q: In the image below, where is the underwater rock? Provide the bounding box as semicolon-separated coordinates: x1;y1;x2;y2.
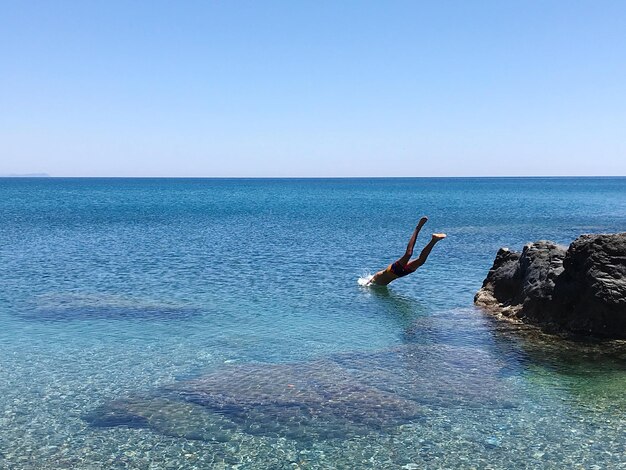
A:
21;293;200;321
475;233;626;338
85;344;516;442
167;361;425;439
86;361;424;441
329;344;515;409
484;316;626;413
84;397;236;442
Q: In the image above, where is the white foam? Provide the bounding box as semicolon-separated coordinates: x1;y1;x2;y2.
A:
357;275;374;286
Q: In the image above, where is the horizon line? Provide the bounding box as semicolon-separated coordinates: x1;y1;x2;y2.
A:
1;175;625;179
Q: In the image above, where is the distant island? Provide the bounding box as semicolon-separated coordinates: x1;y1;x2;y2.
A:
0;173;50;177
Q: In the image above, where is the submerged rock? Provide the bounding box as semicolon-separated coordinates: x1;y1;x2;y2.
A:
21;293;200;321
475;233;626;338
329;344;514;409
86;361;425;441
167;361;425;440
85;343;515;442
84;398;236;442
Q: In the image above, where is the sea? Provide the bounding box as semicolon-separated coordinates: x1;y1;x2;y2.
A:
0;177;625;469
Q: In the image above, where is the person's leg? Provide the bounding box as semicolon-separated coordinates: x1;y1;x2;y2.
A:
406;233;446;271
395;217;428;266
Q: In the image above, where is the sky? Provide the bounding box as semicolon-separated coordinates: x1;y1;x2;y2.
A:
1;1;625;177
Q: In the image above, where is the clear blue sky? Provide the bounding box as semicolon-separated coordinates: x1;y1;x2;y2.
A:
1;1;625;177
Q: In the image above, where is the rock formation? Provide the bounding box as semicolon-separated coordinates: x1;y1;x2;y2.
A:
84;344;516;441
475;233;626;338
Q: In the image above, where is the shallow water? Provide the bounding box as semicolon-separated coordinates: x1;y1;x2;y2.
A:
1;177;625;469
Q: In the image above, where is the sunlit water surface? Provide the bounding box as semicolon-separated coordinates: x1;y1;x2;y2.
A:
1;178;625;469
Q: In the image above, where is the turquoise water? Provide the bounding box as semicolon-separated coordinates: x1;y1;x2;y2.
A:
1;177;625;469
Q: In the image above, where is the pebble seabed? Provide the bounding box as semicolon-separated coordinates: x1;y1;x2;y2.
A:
3;405;626;469
1;309;625;470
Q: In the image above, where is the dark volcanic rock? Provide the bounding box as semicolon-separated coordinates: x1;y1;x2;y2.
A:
475;241;567;320
475;233;626;338
558;234;626;335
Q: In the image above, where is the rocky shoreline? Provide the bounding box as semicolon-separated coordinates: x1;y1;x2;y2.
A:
475;233;626;339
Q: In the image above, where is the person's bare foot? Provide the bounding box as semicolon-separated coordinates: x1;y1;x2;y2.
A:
432;233;447;241
417;216;428;228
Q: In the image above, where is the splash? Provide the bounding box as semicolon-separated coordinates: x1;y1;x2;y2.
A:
357;275;374;286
